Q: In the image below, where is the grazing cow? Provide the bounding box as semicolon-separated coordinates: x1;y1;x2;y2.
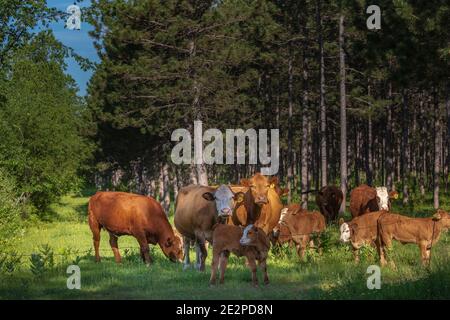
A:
210;224;270;287
339;210;388;262
174;184;244;271
377;210;450;266
315;185;344;223
230;173;283;235
272;205;326;259
88;191;183;265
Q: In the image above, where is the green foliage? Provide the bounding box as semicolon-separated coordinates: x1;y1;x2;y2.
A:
0;36;93;213
0;168;23;249
0;252;22;274
29;244;56;277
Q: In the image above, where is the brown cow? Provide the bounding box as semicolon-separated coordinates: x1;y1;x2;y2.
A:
315;185;344;223
349;184;380;218
209;224;270;287
174;184;244;271
350;185;399;218
229;173;283;235
339;210;388;262
88;191;183;265
272;205;326;259
377;210;450;266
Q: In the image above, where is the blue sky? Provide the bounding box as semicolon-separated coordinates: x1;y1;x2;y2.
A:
46;0;98;96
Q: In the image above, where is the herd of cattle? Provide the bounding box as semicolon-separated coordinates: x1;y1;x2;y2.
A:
87;173;450;287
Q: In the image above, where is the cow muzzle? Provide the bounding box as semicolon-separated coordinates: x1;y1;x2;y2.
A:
255;196;268;205
218;207;232;217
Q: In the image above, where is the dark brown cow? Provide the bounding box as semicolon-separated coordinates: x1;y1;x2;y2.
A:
210;224;270;287
377;210;450;267
315;185;344;223
174;184;244;271
88;191;183;265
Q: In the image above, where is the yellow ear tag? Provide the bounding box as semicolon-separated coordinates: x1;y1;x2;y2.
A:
237;194;244;203
270;184;275;189
394;194;399;200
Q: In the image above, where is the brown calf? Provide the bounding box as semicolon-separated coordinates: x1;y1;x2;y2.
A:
339;210;388;262
272;205;326;260
210;224;270;287
377;210;450;266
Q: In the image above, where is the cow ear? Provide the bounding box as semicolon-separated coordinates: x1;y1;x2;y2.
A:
234;192;245;203
202;192;215;201
269;176;279;186
433;212;442;221
338;218;345;226
240;179;251;187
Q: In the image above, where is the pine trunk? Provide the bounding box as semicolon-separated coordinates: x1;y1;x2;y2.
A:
339;13;347;214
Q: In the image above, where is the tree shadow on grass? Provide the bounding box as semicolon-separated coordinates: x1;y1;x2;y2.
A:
307;261;450;299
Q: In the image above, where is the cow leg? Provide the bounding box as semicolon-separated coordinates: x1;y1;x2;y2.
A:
209;250;220;286
219;251;229;284
296;243;305;261
136;235;152;265
353;247;360;263
259;259;269;285
88;215;101;262
419;241;429;266
195;237;207;271
183;237;191;271
108;232;121;263
247;258;258;287
380;238;394;268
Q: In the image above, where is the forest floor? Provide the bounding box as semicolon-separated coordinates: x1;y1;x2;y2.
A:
1;188;450;299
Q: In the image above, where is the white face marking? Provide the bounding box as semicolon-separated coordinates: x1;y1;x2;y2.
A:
376;187;389;210
340;223;351;242
279;207;289;223
214;185;235;217
240;224;254;246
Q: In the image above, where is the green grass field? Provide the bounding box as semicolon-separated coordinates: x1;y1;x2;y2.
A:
1;189;450;300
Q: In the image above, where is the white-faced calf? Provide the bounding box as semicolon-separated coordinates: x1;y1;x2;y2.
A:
210;224;270;287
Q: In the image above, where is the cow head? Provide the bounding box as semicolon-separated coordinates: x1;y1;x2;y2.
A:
339;218;354;243
202;184;244;218
434;209;450;229
375;187;390;211
240;173;277;206
161;232;183;263
240;224;270;250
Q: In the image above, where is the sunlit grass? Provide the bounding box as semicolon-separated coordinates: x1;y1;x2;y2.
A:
1;190;450;299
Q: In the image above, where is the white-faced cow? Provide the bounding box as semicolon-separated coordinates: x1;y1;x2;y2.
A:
174;184;244;271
